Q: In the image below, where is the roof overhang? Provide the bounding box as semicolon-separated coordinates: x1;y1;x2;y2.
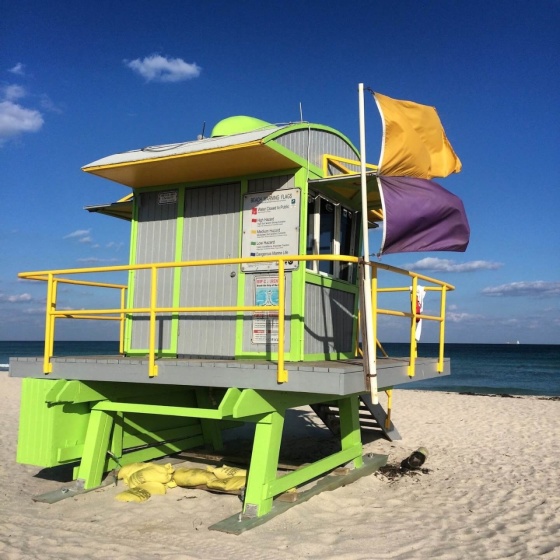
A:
308;172;383;222
84;194;133;221
82;127;299;188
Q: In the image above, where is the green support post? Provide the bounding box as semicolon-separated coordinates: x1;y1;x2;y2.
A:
338;395;364;469
76;409;115;489
242;410;285;518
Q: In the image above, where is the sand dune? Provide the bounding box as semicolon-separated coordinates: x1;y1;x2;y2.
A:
1;372;559;559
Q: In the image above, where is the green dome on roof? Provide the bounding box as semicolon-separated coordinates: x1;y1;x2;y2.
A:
210;116;274;137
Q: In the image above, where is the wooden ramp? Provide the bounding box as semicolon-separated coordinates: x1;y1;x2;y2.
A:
311;394;401;441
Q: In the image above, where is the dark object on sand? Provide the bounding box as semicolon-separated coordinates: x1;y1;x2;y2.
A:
400;447;428;470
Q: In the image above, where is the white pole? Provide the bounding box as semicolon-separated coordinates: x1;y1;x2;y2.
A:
358;83;378;404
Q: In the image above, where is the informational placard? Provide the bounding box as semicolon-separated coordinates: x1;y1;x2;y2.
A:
252;276;280;344
158;191;178;205
241;189;300;272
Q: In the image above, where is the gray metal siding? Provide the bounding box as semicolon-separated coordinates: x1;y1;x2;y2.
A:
273;130;359;172
130;190;178;351
177;183;241;358
304;282;356;355
247;174;295;194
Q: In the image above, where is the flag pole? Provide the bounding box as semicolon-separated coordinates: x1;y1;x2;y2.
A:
358;83;378;404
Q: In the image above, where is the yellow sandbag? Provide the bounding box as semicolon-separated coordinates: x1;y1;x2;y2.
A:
115;487;151;503
117;462;148;480
173;468;218;487
126;463;174;487
138;481;167;495
206;475;246;492
166;479;177;489
207;465;247;480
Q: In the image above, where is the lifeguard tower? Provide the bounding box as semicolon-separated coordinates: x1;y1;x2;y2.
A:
11;86;469;531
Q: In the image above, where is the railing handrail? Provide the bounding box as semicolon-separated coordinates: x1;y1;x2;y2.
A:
19;254;454;384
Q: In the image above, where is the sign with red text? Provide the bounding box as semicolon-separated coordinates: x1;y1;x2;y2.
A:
241;189;300;272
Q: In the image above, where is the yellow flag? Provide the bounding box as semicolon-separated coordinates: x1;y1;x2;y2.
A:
374;92;462;178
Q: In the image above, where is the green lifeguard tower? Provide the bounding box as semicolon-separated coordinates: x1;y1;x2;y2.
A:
11;87;468;531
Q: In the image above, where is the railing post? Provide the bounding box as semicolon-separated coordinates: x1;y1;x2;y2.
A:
438;287;447;373
43;274;56;374
277;259;288;383
149;266;158;377
408;276;418;377
119;286;126;356
371;263;378;360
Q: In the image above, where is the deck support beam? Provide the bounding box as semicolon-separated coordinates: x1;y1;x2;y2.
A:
71;386;377;524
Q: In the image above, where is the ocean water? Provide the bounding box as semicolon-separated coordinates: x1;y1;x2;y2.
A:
1;341;559;397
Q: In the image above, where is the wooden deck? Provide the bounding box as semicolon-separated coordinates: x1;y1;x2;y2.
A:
9;355;449;395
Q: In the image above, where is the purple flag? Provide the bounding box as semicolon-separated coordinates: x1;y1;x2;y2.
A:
378;176;470;255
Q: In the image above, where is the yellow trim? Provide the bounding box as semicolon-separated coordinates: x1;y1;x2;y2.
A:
84;141;263;173
322;154;378;176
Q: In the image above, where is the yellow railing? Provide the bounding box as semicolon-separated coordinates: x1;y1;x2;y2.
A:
19;255;454;383
368;261;454;376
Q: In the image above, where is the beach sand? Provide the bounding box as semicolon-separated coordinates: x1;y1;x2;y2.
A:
1;371;559;560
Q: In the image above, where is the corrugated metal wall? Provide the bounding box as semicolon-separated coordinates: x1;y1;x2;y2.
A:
273;129;359;172
242;176;295;353
130;190;178;351
177;182;241;358
303;282;356;354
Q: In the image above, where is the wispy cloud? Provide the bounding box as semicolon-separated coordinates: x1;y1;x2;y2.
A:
8;63;25;76
0;292;33;303
404;257;503;273
125;54;201;83
106;241;124;251
39;94;63;114
64;229;92;242
77;257;120;264
3;84;26;101
482;281;560;298
446;311;484;323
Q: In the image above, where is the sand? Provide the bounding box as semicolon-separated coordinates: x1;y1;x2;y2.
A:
1;371;559;560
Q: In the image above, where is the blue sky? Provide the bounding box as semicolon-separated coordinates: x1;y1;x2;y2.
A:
1;1;559;344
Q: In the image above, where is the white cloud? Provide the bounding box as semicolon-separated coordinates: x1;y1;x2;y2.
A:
0;292;33;303
8;63;25;75
446;311;484;323
0;100;44;141
125;54;201;83
3;84;26;101
64;229;91;239
404;257;503;273
77;257;119;264
482;281;560;298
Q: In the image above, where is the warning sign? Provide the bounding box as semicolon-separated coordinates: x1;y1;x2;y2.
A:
241;189;300;272
252;276;280;344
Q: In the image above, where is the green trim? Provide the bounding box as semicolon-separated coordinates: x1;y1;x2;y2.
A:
124;196;140;353
265;139;323;178
291;168;309;360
